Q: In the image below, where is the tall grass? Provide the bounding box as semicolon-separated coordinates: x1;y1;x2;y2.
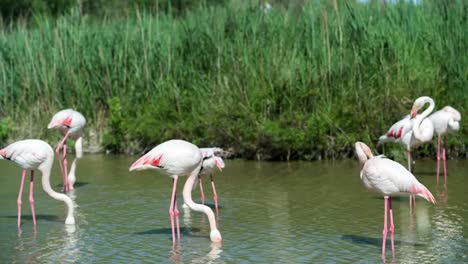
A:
0;1;466;160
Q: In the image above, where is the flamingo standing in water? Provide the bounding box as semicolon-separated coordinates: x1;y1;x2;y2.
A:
378;96;435;172
0;140;75;227
198;148;225;215
48;109;86;192
355;142;435;258
129;139;222;244
428;106;461;183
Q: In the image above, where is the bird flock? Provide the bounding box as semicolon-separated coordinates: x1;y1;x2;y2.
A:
0;96;461;258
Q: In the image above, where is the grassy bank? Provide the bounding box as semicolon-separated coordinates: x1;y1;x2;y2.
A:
0;1;466;160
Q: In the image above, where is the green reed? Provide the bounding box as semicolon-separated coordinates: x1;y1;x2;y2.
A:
0;1;466;160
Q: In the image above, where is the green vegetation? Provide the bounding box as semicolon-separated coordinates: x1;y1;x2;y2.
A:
0;1;466;160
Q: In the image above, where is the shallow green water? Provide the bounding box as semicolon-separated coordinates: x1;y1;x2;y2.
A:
0;156;467;263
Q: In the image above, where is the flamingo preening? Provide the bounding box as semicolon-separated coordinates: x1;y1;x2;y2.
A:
129;139;222;244
48;109;86;192
0;140;75;227
378;96;435;172
428;106;461;183
355;142;436;258
198;148;225;216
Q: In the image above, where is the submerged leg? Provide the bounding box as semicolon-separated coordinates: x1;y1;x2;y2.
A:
210;174;219;218
29;171;36;226
169;177;178;245
389;197;395;255
17;170;27;228
382;196;389;257
199;175;205;204
436;134;441;184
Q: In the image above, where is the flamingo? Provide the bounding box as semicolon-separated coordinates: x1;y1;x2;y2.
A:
48;109;86;192
378;96;435;172
428;106;461;182
129;139;222;244
198;148;225;215
355;142;436;258
0;139;75;227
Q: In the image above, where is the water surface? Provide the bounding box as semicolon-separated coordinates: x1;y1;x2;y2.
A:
0;156;467;263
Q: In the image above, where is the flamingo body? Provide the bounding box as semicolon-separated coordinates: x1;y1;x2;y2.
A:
355;142;435;257
129;139;222;243
428;106;461;182
0;140;75;226
48;109;86;191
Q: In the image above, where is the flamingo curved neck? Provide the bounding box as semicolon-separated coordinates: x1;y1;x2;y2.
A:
39;165;75;224
182;164;219;235
413;99;434;140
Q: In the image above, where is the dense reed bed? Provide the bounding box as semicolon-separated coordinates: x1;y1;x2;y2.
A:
0;1;466;160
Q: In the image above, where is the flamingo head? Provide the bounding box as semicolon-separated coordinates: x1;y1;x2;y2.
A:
355;142;373;167
410;96;433;119
129;154;163;172
213;156;225;172
210;229;222;242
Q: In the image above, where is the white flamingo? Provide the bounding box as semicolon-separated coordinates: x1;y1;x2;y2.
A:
378;96;435;171
129;139;222;244
198;148;225;216
428;106;461;182
355;142;436;258
0;139;75;227
48;109;86;192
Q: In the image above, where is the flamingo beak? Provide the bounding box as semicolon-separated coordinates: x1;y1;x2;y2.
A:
214;157;225;172
410;107;417;119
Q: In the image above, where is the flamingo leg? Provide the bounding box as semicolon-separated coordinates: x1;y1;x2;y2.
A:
29;170;36;226
389;197;395;255
169;177;178;245
174;195;180;241
210;174;219;218
199;175;205;204
55;131;70;192
436;134;441;184
443;136;447;182
382;196;389;257
63;142;69;192
17;169;27;228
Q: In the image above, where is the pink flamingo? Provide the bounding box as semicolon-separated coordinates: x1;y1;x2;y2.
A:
428;106;461;183
129;139;222;244
198;148;225;215
378;96;435;172
48;109;86;192
0;140;75;227
355;142;436;258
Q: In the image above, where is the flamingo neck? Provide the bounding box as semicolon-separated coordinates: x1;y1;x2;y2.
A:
413;98;434;140
182;163;219;234
75;136;83;158
39;164;75;225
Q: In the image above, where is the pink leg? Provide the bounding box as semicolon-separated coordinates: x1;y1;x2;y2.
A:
210;174;219;218
389;197;395;255
382;196;389;257
436;134;441;184
63;143;69;192
168;178;178;245
199;175;205;204
174;196;180;241
55;131;70;192
443;136;447;182
17;170;27;228
29;171;36;226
